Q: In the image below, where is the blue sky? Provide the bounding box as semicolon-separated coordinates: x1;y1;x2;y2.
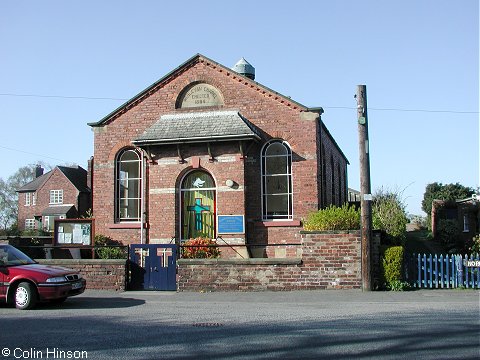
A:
0;0;478;215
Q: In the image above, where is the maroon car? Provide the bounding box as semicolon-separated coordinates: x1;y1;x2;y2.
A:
0;244;86;310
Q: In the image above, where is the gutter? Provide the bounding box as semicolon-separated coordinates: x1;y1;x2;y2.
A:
132;133;261;146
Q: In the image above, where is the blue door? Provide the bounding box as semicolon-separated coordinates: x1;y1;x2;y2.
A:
129;244;177;291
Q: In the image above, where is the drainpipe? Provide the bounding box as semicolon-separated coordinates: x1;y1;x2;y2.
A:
140;151;145;245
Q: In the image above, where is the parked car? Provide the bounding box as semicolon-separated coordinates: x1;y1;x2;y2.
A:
0;244;86;309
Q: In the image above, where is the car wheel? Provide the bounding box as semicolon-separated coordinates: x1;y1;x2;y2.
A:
15;282;38;310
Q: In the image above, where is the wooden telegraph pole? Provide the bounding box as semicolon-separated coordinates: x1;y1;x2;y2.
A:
356;85;372;291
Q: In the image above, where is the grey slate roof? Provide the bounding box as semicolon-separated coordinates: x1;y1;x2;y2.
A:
16;166;90;193
133;111;261;145
17;171;51;192
42;205;75;216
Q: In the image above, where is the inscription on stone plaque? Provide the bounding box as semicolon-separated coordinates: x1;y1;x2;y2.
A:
180;83;223;108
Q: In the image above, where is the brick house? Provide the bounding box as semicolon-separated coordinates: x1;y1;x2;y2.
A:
431;195;480;248
17;165;91;232
88;54;349;256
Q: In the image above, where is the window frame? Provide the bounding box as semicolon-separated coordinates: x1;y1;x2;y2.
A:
25;218;35;230
115;148;142;223
261;140;293;221
25;193;31;206
49;189;63;205
463;214;470;232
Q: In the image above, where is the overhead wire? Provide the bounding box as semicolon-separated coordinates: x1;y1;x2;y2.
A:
0;93;478;114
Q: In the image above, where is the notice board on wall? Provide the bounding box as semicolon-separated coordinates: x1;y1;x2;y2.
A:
217;215;245;234
54;219;94;246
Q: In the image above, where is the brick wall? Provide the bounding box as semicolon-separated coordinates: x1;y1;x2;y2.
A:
37;259;126;291
178;231;361;291
91;55;348;249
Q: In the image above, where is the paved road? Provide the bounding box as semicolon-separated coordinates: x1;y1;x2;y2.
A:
0;290;479;359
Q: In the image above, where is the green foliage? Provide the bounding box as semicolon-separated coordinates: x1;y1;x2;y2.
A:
372;188;408;244
422;182;474;230
21;228;50;237
0;162;51;231
181;237;220;259
467;234;480;254
94;234;127;259
387;280;411;291
381;246;405;290
81;208;93;219
436;219;460;247
303;204;360;231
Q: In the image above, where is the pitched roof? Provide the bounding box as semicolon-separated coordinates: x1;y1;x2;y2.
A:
16;166;90;193
88;53;309;128
132;111;261;146
42;205;75;216
16;171;52;192
57;166;90;193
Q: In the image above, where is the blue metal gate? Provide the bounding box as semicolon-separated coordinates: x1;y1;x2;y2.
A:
129;244;177;291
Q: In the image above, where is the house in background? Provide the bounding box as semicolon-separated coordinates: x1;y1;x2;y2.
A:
431;194;479;247
16;165;91;232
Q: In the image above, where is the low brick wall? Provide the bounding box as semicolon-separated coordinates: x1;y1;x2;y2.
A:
37;259;127;291
178;231;361;291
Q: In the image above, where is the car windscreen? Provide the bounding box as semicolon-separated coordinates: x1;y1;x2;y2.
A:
0;245;36;266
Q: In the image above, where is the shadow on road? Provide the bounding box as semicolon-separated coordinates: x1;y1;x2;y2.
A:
35;296;146;310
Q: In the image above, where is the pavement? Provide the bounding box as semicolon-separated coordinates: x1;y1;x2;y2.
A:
0;289;479;359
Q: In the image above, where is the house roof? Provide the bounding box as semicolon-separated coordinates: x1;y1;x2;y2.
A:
16;166;90;193
16;171;51;192
87;53;310;128
57;166;90;193
132;110;261;146
42;205;75;216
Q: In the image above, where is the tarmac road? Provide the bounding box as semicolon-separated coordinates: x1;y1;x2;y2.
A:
0;289;479;359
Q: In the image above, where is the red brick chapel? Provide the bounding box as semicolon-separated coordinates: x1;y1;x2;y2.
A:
88;54;349;257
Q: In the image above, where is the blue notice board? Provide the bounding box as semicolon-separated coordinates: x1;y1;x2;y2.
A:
217;215;245;234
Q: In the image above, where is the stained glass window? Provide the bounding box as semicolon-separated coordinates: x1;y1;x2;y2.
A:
181;171;216;239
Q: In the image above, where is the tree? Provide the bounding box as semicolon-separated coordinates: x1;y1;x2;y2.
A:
372;187;408;244
422;182;474;232
0;162;51;232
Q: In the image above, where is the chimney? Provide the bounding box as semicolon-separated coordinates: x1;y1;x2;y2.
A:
232;57;255;80
35;165;44;178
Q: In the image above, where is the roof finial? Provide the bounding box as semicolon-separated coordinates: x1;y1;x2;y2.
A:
232;57;255;80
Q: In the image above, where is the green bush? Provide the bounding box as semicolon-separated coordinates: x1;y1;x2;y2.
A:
303;204;360;231
466;234;480;254
436;219;460;247
94;234;127;259
372;189;408;244
381;246;405;290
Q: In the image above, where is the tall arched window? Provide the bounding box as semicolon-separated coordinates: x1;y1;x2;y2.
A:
261;140;293;220
181;170;216;239
115;148;142;222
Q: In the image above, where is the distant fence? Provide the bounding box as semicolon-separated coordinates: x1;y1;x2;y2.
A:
406;253;480;289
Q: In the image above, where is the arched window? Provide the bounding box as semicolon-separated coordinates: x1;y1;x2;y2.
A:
115;148;142;222
181;170;216;239
261;140;293;220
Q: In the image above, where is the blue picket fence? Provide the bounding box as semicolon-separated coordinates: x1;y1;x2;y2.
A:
406;253;480;289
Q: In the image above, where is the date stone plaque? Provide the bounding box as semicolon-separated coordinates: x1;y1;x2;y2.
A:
180;83;223;108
